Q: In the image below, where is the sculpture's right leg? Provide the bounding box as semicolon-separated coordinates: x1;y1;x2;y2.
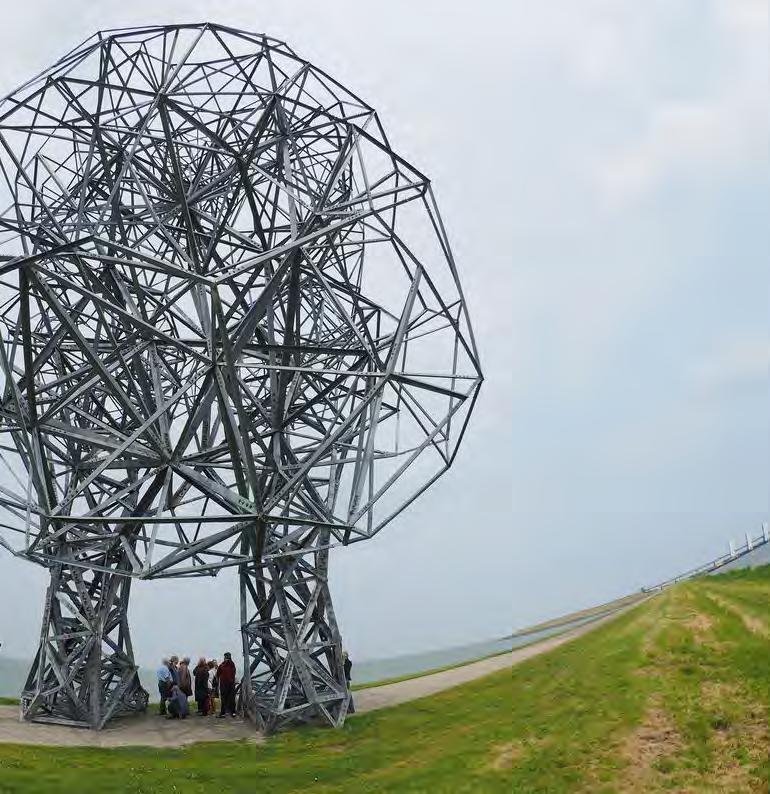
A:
239;525;350;733
21;547;147;729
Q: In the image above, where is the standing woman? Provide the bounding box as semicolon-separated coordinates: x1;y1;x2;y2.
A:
179;657;193;701
209;660;219;715
193;657;210;716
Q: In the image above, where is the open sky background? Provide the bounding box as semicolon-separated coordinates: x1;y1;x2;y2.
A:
0;1;766;668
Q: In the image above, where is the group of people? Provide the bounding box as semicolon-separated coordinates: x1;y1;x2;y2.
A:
156;653;238;719
156;651;355;721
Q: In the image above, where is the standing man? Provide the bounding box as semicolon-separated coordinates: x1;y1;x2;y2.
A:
343;650;355;713
156;658;172;716
217;652;237;718
168;655;180;686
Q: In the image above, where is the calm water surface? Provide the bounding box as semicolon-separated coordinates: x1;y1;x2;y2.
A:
0;610;610;697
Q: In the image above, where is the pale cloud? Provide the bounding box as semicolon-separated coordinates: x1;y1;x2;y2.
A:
597;99;767;207
688;336;769;395
595;0;768;208
488;1;767;395
715;0;768;32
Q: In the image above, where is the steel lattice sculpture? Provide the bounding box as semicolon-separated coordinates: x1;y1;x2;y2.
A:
0;24;481;731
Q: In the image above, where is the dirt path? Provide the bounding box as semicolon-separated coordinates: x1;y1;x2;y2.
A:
0;600;643;748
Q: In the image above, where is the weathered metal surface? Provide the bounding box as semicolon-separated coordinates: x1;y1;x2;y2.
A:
0;23;481;731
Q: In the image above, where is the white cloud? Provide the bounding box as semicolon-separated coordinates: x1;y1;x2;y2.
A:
595;0;769;208
715;0;768;32
597;96;767;208
688;336;769;395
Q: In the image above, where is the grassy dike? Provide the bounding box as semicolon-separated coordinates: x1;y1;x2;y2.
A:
0;566;767;793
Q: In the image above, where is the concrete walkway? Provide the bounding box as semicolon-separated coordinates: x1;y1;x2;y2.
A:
0;708;258;748
0;601;642;748
353;601;640;714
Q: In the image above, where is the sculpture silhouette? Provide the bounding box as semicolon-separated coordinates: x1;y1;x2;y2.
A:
0;23;481;731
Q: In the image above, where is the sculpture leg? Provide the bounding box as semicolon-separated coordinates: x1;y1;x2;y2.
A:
21;546;148;729
240;527;349;732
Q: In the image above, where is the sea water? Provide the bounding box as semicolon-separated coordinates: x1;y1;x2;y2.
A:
0;657;28;698
0;606;627;697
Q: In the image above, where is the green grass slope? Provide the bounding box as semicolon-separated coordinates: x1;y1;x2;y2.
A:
0;566;767;793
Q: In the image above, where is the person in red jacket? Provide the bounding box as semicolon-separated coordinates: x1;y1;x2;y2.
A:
216;652;237;717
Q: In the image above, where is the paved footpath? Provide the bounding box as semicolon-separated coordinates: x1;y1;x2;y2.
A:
0;601;644;748
0;709;258;748
353;601;643;714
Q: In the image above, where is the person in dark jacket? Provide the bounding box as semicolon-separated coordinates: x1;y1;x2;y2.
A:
343;650;355;713
193;657;210;715
178;657;193;699
216;652;237;717
168;655;180;686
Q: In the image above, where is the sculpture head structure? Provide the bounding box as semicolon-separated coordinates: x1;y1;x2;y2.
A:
0;23;481;730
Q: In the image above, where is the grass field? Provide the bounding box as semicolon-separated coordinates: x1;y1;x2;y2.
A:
0;566;767;793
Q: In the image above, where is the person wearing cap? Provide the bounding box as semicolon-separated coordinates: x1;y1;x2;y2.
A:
168;655;180;686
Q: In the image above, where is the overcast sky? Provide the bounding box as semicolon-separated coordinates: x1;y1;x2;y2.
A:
0;1;767;668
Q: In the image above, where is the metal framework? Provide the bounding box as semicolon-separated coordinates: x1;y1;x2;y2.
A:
0;23;481;731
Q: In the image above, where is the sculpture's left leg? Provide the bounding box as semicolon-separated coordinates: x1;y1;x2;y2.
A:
21;545;148;729
240;524;350;732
